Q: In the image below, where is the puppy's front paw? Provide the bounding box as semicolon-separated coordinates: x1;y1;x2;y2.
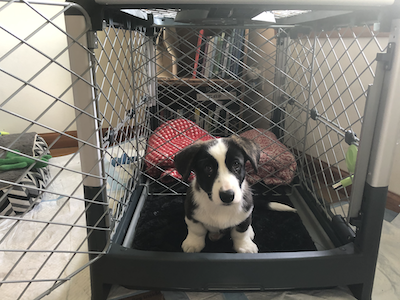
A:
182;236;205;253
234;239;258;253
248;226;255;240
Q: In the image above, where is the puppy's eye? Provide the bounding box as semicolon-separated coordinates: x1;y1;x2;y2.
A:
232;160;241;173
204;165;213;175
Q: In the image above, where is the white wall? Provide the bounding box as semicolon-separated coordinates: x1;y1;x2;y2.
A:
0;2;76;134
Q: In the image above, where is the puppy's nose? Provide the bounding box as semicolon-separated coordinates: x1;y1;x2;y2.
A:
219;189;235;203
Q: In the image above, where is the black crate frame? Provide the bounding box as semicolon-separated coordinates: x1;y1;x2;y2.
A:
85;5;398;300
1;1;399;300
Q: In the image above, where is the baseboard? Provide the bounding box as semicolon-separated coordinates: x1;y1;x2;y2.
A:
300;151;400;213
387;191;400;213
39;131;79;149
39;126;134;150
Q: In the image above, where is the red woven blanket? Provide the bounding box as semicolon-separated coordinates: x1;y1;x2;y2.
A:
145;119;296;185
145;119;214;182
240;129;297;185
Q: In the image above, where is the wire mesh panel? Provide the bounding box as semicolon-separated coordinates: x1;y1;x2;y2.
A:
95;18;152;238
0;2;96;299
144;25;311;197
141;16;390;241
0;1;151;299
298;26;388;222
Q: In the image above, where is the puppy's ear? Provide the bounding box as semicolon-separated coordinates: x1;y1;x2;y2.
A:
174;142;204;181
231;135;260;173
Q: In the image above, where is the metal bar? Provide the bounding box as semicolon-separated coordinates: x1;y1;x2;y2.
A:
65;14;110;300
0;215;110;231
297;30;316;190
347;81;384;220
122;180;149;247
93;0;395;7
66;16;104;188
271;29;289;139
365;20;400;188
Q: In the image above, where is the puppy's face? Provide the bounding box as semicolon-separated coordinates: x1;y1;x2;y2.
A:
175;136;260;206
193;139;247;205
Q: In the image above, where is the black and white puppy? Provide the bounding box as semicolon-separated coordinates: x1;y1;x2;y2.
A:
174;135;261;253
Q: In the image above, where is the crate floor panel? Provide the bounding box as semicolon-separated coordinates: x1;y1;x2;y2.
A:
132;193;316;253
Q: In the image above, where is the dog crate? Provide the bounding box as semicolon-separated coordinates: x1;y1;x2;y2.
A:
1;0;400;299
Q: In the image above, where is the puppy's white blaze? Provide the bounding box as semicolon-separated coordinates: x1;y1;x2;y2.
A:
268;202;297;213
208;140;243;204
192;187;252;230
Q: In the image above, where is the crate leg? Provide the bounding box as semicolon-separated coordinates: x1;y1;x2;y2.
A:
90;270;111;300
65;13;110;300
84;186;110;300
349;18;400;300
349;282;373;300
350;183;388;300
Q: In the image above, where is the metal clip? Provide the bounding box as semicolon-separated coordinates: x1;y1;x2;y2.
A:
310;108;318;120
345;130;357;146
350;211;363;229
376;42;395;71
87;31;98;50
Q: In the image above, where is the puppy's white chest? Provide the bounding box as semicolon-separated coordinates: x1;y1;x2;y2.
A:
192;190;251;230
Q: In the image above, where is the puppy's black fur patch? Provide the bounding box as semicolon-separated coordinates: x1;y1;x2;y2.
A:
174;140;218;182
229;135;260;173
192;150;219;195
224;141;247;186
236;215;252;233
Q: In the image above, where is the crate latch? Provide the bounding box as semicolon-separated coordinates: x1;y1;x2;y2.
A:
376;42;396;70
350;211;363;229
310;108;318;120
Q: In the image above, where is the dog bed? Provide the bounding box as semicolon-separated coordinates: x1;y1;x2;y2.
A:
240;129;297;185
145;119;214;183
145;119;296;185
0;133;51;216
132;191;316;253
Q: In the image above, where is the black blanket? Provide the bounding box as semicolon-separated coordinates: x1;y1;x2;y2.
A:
132;192;316;253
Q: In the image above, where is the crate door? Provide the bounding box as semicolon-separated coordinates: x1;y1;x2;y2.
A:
0;2;154;299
